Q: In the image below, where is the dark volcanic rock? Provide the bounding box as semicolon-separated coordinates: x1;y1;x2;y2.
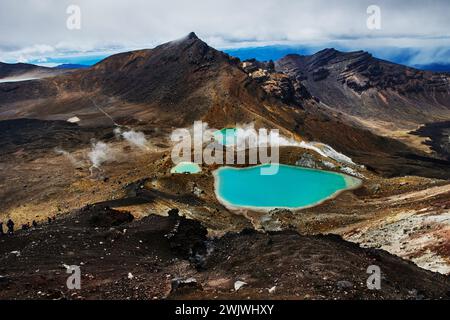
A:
312;67;330;81
170;277;202;296
241;58;311;106
165;209;208;262
0;210;449;300
412;121;450;160
83;205;134;228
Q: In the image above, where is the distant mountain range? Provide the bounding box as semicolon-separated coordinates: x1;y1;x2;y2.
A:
54;63;90;69
0;62;88;81
0;62;55;79
0;61;78;82
276;49;450;126
225;46;450;73
412;63;450;73
6;45;447;73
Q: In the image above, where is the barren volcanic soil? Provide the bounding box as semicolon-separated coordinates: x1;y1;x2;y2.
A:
1;118;450;282
1;207;449;300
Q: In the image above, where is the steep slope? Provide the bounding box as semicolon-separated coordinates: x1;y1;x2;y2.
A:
0;33;295;130
276;50;450;128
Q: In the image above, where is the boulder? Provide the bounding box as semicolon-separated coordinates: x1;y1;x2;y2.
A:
84;205;134;228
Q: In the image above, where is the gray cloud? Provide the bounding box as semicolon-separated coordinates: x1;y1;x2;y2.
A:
1;0;450;63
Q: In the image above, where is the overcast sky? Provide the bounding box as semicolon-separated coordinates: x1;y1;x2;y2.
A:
1;0;449;65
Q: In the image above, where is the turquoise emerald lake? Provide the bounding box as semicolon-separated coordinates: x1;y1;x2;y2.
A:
171;162;202;174
214;164;361;210
214;128;238;146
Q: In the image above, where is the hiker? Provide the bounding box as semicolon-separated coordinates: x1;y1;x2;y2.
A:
6;219;14;235
0;221;4;236
21;223;30;231
48;217;52;224
32;220;38;228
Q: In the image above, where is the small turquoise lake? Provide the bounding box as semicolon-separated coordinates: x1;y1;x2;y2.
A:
214;164;361;210
171;162;202;174
214;128;238;146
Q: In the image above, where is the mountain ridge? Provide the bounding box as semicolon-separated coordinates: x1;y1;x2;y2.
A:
0;62;53;78
276;49;450;128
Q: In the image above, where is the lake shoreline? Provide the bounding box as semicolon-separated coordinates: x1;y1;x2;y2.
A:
213;163;363;213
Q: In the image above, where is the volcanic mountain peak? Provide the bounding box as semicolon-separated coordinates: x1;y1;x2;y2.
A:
317;48;369;57
275;47;450;126
277;48;374;73
186;31;199;40
313;47;341;59
0;32;270;129
277;47;449;89
91;31;232;74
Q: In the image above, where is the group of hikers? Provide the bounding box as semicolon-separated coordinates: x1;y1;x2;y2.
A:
0;216;56;236
0;219;15;236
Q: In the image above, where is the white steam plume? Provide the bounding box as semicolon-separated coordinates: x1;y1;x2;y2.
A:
172;121;356;165
233;123;355;165
114;128;150;150
88;141;116;170
54;147;83;167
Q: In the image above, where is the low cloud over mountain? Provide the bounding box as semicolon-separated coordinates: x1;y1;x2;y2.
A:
1;0;450;66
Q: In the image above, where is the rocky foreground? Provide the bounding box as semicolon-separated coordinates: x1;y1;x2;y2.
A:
0;205;449;300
